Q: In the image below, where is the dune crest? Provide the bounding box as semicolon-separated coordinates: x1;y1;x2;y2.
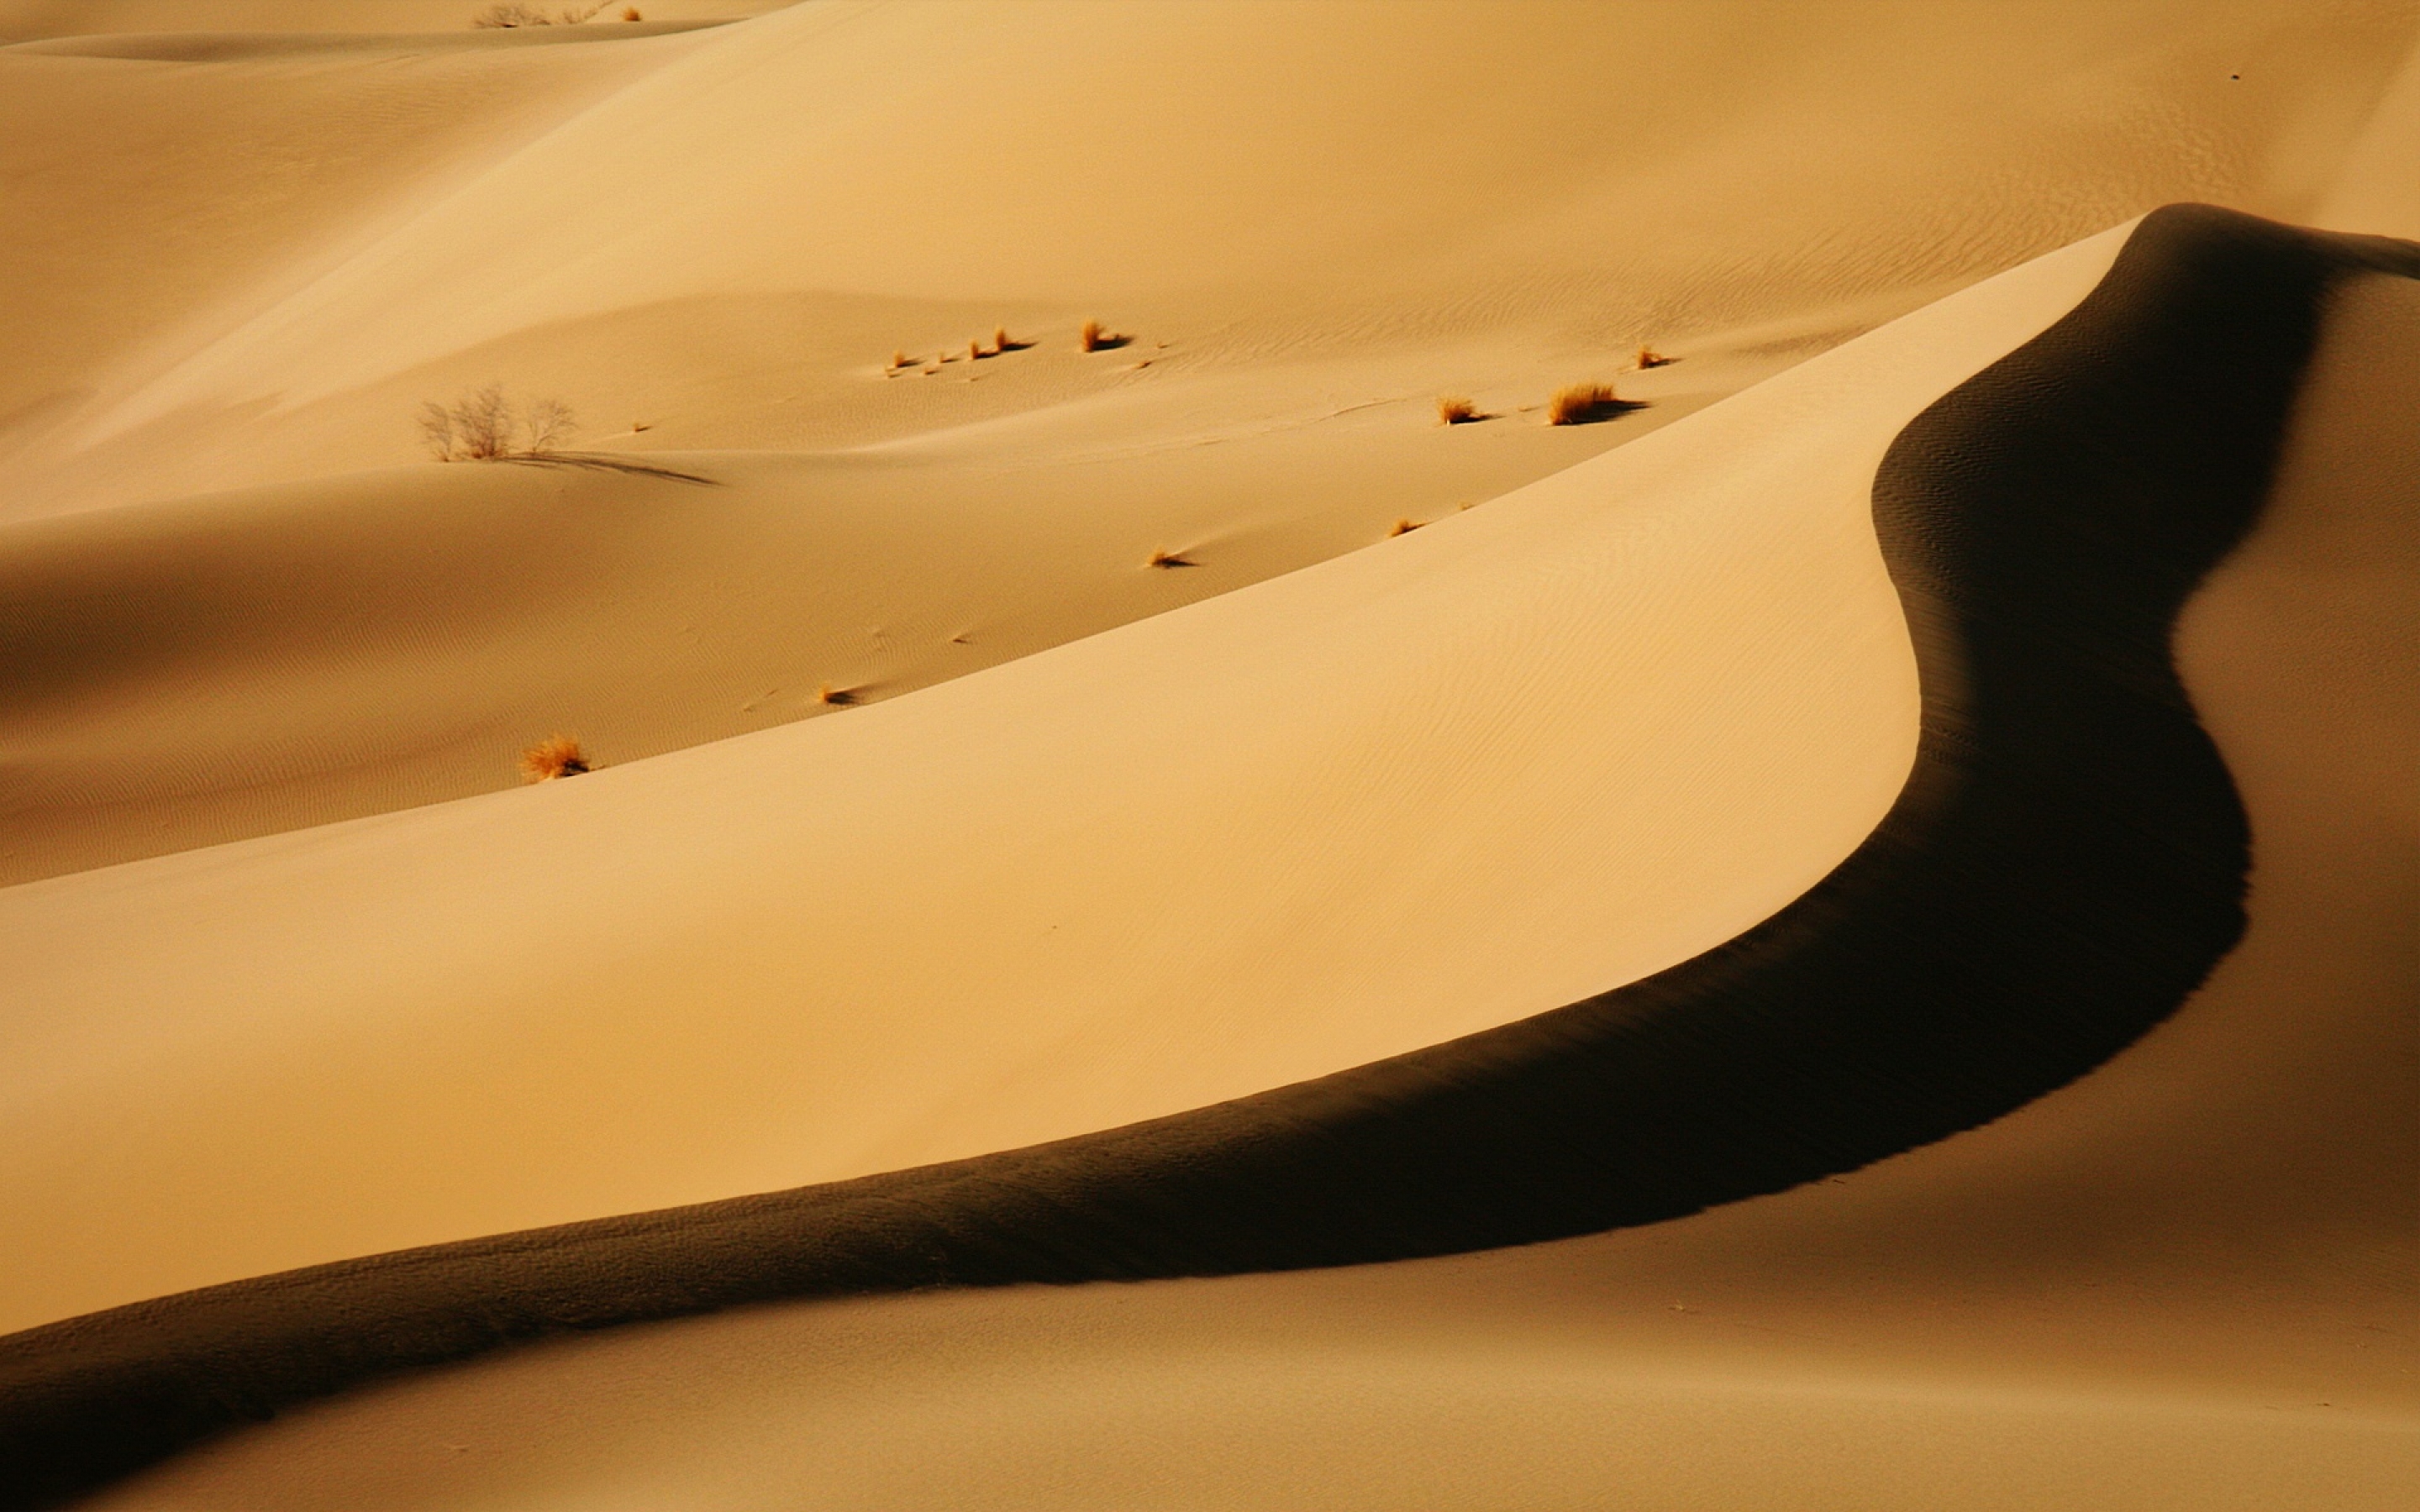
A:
8;204;2408;1508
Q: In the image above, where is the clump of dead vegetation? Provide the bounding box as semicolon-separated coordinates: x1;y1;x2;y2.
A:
1146;548;1194;569
474;3;603;25
1634;344;1674;370
1080;318;1131;353
1388;517;1423;537
1437;396;1478;426
1546;381;1639;426
519;735;591;782
419;384;578;460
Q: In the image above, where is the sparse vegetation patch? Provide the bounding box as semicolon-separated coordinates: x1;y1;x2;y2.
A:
418;384;579;460
1437;396;1478;425
519;735;591;782
474;3;603;25
1546;381;1639;426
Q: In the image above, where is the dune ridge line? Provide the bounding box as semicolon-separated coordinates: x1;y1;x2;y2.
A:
4;205;2416;1508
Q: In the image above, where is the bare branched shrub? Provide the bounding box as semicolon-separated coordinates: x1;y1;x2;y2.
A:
418;385;577;460
453;382;515;459
1546;381;1636;426
1437;396;1477;425
519;735;590;782
417;402;456;460
474;3;602;27
523;397;578;455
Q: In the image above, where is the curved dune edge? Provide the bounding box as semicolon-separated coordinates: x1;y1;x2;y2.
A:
3;205;2412;1504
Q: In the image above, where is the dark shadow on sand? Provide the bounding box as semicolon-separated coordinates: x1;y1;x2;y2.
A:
8;207;2419;1508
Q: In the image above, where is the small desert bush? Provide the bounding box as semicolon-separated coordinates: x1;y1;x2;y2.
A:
1547;381;1631;426
622;5;643;17
1080;318;1118;353
474;3;601;24
815;683;858;706
1437;396;1476;425
1146;548;1192;569
519;735;590;782
968;337;986;360
1635;344;1673;370
419;384;578;460
1388;517;1423;537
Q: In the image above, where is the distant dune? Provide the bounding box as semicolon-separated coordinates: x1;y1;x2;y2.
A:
0;3;2414;1509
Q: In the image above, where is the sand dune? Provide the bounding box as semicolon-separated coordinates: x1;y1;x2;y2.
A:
16;206;2420;1507
4;0;2412;885
2;3;2416;1508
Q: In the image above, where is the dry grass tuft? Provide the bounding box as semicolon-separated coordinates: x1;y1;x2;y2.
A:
968;338;986;360
1635;344;1673;370
1388;517;1423;537
886;349;909;372
815;683;859;707
1437;396;1478;426
622;4;642;17
1079;318;1132;353
1546;381;1636;426
519;735;591;782
1146;548;1194;569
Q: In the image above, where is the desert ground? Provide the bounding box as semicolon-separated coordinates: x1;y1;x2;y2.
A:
0;3;2414;1508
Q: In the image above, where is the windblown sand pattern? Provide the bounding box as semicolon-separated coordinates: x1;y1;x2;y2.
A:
7;206;2412;1509
3;5;2416;1509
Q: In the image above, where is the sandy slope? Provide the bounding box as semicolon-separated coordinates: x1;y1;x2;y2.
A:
73;240;2420;1512
3;3;2417;1506
3;0;2412;887
0;218;2141;1341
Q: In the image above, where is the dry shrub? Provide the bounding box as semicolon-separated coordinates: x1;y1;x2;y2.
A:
1547;381;1634;426
1437;396;1477;425
519;735;590;782
418;385;578;460
886;349;909;372
622;4;643;17
815;683;858;706
523;396;577;455
1388;517;1423;537
1080;318;1119;353
1146;548;1192;569
475;3;602;24
968;338;986;360
993;325;1012;352
1635;344;1673;370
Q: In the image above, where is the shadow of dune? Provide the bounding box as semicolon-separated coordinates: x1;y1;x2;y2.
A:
7;207;2418;1506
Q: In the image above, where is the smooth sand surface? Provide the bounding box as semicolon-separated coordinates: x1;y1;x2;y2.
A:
0;222;2144;1339
2;2;2412;885
72;240;2420;1512
2;2;2416;1506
